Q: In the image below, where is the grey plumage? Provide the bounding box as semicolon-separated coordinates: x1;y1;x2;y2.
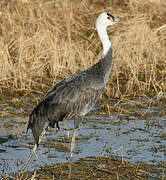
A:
27;12;118;147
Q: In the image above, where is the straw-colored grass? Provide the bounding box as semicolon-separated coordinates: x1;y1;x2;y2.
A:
0;0;166;101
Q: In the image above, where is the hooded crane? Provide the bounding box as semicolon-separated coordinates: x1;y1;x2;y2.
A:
27;12;119;147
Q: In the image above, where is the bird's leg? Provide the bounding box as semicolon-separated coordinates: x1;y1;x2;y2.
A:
66;127;70;139
22;120;60;174
68;117;82;178
74;117;82;129
21;128;47;172
68;128;77;179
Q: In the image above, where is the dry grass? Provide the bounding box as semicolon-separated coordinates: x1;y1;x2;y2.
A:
9;156;160;180
0;0;166;101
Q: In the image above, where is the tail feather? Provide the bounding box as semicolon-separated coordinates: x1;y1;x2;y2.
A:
27;101;48;147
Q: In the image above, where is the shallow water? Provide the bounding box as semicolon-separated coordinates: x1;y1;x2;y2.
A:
0;100;166;178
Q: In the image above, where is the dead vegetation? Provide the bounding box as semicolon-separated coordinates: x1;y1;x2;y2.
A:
9;156;160;180
0;0;165;102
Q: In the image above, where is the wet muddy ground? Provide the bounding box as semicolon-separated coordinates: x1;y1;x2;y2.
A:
0;97;166;179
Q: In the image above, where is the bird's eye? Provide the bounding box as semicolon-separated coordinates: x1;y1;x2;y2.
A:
107;13;115;21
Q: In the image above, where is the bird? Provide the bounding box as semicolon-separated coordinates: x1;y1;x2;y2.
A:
27;12;119;147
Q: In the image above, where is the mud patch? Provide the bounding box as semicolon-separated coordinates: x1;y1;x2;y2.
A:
14;156;161;180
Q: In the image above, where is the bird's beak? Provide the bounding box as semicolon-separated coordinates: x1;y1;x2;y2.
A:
114;18;123;25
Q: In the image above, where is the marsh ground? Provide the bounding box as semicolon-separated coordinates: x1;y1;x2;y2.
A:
0;98;166;179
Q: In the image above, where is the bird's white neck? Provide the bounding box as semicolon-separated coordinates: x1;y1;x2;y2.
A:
96;24;111;57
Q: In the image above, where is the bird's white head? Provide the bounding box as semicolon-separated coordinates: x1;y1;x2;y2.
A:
96;12;119;56
96;12;117;29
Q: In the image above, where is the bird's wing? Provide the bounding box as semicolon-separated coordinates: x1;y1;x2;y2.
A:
43;58;105;100
43;72;83;99
43;78;66;99
44;73;103;115
28;72;104;146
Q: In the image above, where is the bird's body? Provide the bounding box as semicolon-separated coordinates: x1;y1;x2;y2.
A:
27;12;118;146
